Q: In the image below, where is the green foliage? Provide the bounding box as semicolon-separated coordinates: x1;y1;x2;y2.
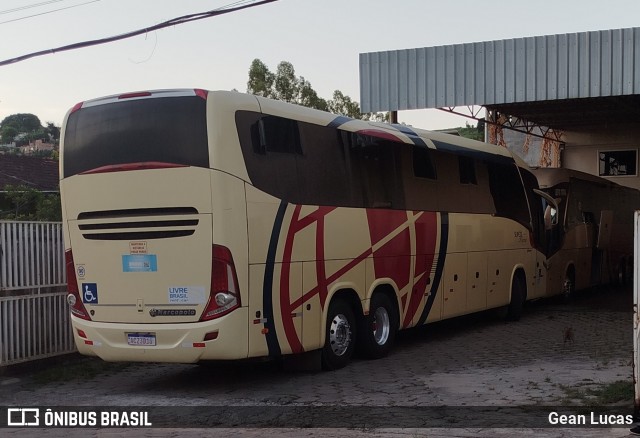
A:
327;90;361;119
1;113;42;132
247;59;386;120
457;121;485;141
45;122;61;142
0;125;18;144
0;114;60;146
0;185;61;221
247;59;275;98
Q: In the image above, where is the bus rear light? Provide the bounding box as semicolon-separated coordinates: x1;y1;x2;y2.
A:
77;329;87;339
194;89;208;100
70;102;84;114
118;91;152;99
65;250;92;321
203;331;219;341
200;245;241;321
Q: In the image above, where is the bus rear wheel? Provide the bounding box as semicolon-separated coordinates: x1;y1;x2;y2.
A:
321;299;356;370
358;293;397;359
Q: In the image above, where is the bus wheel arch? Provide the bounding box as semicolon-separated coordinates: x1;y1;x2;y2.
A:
357;284;399;359
506;268;527;321
321;289;361;370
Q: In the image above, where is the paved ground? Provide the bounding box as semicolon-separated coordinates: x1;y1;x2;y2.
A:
0;286;638;437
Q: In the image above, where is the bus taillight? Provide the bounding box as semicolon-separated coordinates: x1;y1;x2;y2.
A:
194;89;208;100
200;245;241;321
65;250;92;321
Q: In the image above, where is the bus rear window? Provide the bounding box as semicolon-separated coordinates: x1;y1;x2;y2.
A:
63;96;209;177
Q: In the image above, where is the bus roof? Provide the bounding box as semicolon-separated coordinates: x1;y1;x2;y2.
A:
252;91;519;167
531;167;623;189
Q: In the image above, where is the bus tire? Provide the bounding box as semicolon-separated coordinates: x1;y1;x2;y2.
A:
321;299;356;370
506;274;526;321
562;269;575;302
358;293;397;359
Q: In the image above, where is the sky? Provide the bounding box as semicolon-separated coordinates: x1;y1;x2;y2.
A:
1;0;639;131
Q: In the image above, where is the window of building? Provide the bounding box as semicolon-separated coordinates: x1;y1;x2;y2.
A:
598;150;637;177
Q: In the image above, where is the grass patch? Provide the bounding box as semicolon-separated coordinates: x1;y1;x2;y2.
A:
29;358;129;386
591;380;634;404
558;380;634;406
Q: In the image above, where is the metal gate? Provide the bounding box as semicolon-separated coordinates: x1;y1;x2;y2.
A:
0;221;74;366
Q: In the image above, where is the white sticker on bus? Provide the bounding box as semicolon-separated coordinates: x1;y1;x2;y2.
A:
168;286;206;304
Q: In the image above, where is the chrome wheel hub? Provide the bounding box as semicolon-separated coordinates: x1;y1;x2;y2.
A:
373;307;390;345
329;313;352;356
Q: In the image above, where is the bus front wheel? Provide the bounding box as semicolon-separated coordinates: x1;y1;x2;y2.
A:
563;269;575;302
321;299;356;370
506;274;526;321
358;293;398;359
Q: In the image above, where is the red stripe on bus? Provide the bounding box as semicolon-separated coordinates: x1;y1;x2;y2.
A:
290;246;373;311
356;129;403;142
80;162;187;174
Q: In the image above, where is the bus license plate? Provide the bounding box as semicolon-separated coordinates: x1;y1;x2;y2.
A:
127;333;156;346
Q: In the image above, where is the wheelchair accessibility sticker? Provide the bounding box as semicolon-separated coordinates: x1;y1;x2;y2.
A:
82;283;98;304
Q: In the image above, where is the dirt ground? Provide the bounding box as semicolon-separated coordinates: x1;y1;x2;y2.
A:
1;286;638;437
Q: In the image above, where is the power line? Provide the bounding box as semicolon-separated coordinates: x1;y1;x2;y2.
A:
0;0;101;26
0;0;278;67
0;0;67;15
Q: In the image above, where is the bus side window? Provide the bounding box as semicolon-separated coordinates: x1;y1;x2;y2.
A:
458;156;477;185
346;133;403;209
413;147;437;179
256;115;302;155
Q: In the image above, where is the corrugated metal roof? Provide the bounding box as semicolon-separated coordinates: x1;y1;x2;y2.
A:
359;27;640;112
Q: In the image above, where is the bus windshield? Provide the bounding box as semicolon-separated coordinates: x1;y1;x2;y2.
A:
63;96;209;177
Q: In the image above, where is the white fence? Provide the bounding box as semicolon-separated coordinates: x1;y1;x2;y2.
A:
0;221;66;291
0;292;75;365
0;221;75;366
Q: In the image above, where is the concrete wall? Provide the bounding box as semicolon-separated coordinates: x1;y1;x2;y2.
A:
563;122;640;190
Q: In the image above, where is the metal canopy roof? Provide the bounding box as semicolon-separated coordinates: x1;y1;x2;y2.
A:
359;27;640;131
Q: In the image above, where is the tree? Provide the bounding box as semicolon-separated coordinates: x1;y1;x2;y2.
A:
247;59;381;117
0;184;61;221
457;121;484;141
45;122;61;142
0;113;60;148
1;125;18;144
247;59;275;98
327;90;361;119
298;77;328;112
274;61;298;103
1;113;42;132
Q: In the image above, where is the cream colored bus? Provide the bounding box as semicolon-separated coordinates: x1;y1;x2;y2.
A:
533;168;640;298
60;89;551;369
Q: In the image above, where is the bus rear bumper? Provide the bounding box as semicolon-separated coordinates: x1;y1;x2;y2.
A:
70;308;249;363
